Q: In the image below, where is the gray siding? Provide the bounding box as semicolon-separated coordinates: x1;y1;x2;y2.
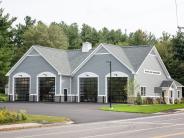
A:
72;47;133;96
62;76;71;94
135;50;168;97
9;55;60;96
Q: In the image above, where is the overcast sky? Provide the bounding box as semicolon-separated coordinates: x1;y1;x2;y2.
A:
2;0;184;37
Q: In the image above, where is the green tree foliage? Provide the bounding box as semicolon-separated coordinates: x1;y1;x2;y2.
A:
172;31;184;61
128;29;156;45
80;24;99;46
98;27;127;45
13;16;36;47
23;21;69;49
0;8;16;48
60;22;82;49
0;47;14;89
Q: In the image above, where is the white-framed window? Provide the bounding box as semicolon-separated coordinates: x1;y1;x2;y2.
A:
178;90;180;98
141;87;146;96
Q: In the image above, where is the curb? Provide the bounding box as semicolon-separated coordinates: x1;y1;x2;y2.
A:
0;121;74;131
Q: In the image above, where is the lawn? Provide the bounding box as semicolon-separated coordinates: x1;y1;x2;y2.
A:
0;93;8;102
101;104;184;114
20;114;70;124
0;108;70;125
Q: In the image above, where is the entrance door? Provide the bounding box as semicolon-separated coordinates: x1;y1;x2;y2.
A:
64;89;67;102
107;77;127;103
80;78;98;102
15;78;30;101
39;77;55;102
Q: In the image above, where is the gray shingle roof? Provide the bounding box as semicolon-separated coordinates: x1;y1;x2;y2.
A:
33;45;94;75
103;44;153;72
33;44;153;75
160;79;184;88
160;80;173;87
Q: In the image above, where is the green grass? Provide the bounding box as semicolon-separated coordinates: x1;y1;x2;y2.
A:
21;114;70;124
101;104;184;114
0;93;8;102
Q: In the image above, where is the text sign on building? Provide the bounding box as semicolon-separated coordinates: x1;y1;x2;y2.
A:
144;69;161;75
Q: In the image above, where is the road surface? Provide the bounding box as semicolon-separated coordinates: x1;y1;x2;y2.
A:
1;112;184;138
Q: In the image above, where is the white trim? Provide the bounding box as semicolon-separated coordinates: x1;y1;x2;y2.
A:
27;54;40;57
6;46;61;76
12;72;31;101
70;77;72;94
33;47;61;75
72;44;103;76
36;72;56;101
59;75;62;96
102;46;135;73
140;85;147;96
6;47;34;76
77;72;99;102
136;47;154;73
153;46;171;78
136;46;171;79
105;71;129;103
95;53;110;55
37;72;56;77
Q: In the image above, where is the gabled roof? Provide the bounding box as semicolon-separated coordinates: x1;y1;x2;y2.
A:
33;45;94;75
6;43;155;76
160;79;184;88
102;44;153;72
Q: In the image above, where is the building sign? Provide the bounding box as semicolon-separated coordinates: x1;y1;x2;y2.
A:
144;69;161;75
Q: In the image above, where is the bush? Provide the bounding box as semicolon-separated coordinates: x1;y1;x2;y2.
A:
0;108;28;124
174;99;180;104
180;98;184;104
143;97;154;104
135;93;142;105
154;98;165;104
0;93;8;102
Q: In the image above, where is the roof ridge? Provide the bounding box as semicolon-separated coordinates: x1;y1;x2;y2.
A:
32;45;66;51
102;43;152;48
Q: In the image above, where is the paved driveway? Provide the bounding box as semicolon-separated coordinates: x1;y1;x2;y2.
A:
0;102;148;123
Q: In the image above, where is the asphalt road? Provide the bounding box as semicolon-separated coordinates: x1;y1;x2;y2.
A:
0;102;147;123
1;112;184;138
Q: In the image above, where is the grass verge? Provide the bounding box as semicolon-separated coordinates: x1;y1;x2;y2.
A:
0;93;8;102
101;104;184;114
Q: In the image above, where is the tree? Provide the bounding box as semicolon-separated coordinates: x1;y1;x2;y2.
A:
60;22;82;49
0;47;14;89
23;21;69;49
128;29;156;45
0;8;16;48
13;16;36;47
172;31;184;61
80;24;99;46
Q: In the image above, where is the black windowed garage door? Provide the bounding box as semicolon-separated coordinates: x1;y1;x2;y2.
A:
108;77;127;103
80;78;98;102
15;78;30;101
39;77;55;102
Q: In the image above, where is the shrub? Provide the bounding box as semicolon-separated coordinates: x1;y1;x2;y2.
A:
0;93;8;102
180;98;184;104
135;93;142;105
174;99;180;104
0;108;28;124
143;97;154;104
154;98;165;104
